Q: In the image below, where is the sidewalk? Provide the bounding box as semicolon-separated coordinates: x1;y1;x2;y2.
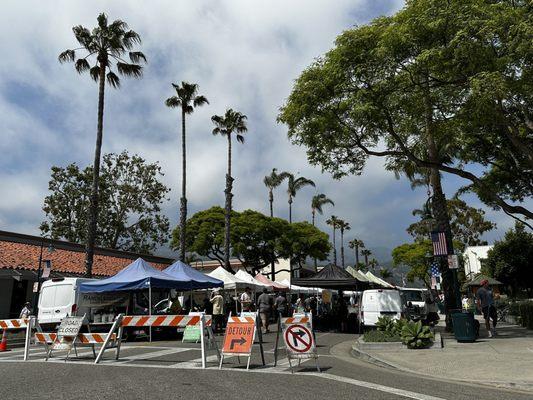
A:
353;318;533;392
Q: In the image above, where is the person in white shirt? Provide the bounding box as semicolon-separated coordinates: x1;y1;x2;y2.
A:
240;287;252;312
19;302;32;318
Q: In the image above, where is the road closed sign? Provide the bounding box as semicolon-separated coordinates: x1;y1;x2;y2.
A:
222;318;255;354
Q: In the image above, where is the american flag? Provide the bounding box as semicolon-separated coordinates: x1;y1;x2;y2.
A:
430;260;441;277
431;231;448;256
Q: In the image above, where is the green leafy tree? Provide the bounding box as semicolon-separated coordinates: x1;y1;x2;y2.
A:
408;197;496;250
41;151;170;253
278;222;331;272
484;223;533;297
392;241;433;287
59;13;146;276
165;82;208;262
286;174;315;223
349;239;365;268
171;206;228;266
211;109;248;272
380;268;392;280
278;0;533;313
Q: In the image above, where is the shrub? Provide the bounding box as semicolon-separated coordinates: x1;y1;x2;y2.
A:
376;316;396;335
400;320;434;349
517;301;533;329
363;329;402;343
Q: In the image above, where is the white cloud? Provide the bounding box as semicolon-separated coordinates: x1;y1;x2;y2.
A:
0;0;526;260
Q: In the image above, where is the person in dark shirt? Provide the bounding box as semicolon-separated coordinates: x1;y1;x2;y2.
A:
476;279;498;337
274;292;288;318
257;288;273;333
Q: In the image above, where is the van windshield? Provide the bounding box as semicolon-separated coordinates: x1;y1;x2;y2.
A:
402;290;423;302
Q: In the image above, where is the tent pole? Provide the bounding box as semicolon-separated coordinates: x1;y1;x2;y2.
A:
149;286;152;342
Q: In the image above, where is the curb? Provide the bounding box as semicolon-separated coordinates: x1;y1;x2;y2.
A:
350;342;533;393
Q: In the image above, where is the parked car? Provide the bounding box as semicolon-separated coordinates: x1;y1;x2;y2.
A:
359;289;403;327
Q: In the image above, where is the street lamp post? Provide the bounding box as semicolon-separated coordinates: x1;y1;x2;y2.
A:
32;237;55;312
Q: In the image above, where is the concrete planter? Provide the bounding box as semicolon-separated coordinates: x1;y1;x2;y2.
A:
354;332;443;352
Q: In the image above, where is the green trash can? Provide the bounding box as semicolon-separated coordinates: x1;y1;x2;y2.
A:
451;310;476;342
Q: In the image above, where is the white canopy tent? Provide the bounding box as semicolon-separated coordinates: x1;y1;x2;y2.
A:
207;266;257;290
345;266;370;283
278;279;321;294
365;271;395;288
235;270;271;290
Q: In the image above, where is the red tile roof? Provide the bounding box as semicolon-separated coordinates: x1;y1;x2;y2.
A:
0;231;173;277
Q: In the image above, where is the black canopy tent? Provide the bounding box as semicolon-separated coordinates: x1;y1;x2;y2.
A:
292;264;367;291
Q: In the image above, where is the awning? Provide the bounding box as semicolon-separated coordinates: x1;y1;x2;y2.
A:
207;266;256;291
163;260;223;289
79;258;196;293
254;273;289;292
292;264;361;290
235;270;271;289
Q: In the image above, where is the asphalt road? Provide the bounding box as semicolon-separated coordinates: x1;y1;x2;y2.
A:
0;331;530;400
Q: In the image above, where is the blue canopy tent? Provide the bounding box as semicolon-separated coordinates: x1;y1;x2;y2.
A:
163;260;223;290
79;258;206;341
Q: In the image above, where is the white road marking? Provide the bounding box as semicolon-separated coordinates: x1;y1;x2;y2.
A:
114;347;194;363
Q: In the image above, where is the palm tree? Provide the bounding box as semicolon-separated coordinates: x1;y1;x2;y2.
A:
166;82;208;262
326;215;340;266
380;267;392;280
361;249;372;269
369;258;379;273
59;13;146;277
287;174;315;223
337;220;350;269
263;168;290;218
263;168;290;280
212;109;248;272
311;194;334;226
348;239;364;269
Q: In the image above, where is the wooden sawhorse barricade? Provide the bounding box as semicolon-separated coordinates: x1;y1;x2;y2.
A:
95;314;219;368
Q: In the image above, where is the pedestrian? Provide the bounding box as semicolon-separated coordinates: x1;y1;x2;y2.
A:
337;294;348;333
476;279;498;337
295;294;306;314
257;288;273;333
274;292;289;318
240;287;253;312
210;289;225;333
19;302;32;318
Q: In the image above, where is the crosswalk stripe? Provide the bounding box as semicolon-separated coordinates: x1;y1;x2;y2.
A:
114;348;194;363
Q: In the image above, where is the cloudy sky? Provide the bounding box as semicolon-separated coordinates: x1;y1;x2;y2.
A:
0;0;526;262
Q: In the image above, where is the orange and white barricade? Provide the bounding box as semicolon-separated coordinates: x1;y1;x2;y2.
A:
219;312;265;370
0;317;45;361
95;314;218;368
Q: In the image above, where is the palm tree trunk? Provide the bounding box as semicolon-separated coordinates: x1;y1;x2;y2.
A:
288;196;293;223
84;63;106;277
179;108;187;262
312;209;317;272
340;229;345;269
224;134;234;272
269;189;275;280
269;190;273;217
364;254;368;268
355;245;360;269
333;227;337;266
424;82;459;328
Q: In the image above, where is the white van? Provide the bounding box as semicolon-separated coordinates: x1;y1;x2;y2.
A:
400;288;429;321
38;277;96;327
359;289;403;327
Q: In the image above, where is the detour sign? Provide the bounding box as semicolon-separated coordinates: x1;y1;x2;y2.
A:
222;322;255;354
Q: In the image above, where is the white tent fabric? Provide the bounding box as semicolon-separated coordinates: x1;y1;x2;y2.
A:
207;267;257;290
345;266;370;282
235;270;271;289
365;271;394;288
278;279;321;294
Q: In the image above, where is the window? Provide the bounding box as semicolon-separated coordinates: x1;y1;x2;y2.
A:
40;286;56;308
54;285;73;307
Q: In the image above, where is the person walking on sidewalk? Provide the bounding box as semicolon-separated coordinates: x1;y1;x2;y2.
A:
240;287;253;312
476;279;498;337
19;302;32;318
274;292;288;318
257;288;273;333
210;289;224;333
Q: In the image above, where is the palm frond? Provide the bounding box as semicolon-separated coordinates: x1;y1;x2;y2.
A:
106;71;120;88
123;30;141;48
129;51;147;63
117;62;143;78
72;26;93;50
89;65;101;81
236;134;245;144
193;95;209;107
58;49;76;63
97;13;108;29
75;58;90;74
165;96;181;108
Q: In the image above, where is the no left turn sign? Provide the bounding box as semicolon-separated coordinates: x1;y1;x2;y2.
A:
284;324;313;353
